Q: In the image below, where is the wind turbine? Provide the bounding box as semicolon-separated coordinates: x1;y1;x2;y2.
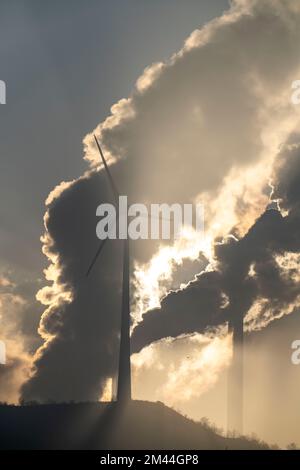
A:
86;136;131;402
86;136;174;403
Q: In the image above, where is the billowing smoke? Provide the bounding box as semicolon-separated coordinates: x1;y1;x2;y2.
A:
21;0;300;402
132;137;300;351
21;173;124;402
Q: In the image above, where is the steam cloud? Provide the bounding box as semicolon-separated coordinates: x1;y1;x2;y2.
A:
132;142;300;352
21;0;300;402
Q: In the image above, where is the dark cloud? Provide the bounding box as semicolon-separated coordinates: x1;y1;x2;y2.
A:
132;270;224;353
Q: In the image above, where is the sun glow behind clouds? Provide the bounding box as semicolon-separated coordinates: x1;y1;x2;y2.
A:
131;156;271;328
132;227;212;324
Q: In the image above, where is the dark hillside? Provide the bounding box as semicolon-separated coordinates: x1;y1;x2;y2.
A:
0;400;270;450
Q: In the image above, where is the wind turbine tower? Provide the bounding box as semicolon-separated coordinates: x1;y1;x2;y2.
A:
87;136;131;402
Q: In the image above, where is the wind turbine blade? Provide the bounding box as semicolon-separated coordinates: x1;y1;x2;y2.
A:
94;135;119;203
86;137;120;276
86;237;109;277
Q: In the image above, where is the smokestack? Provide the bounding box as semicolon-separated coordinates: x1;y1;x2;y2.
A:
117;238;132;401
227;314;243;435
